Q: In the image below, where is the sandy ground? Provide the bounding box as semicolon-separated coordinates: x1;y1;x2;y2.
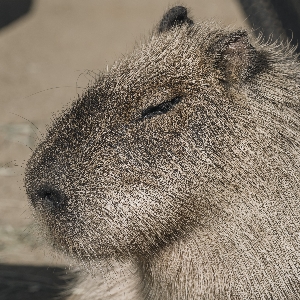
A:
0;0;247;299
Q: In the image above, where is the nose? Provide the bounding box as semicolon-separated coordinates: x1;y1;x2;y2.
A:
32;185;67;209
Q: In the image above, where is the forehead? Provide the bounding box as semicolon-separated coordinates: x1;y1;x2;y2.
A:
107;24;213;88
46;24;221;141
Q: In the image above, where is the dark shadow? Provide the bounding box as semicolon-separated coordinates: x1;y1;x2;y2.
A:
0;264;78;300
238;0;300;53
0;0;33;29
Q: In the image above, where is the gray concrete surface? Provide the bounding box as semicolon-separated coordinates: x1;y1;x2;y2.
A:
0;0;247;298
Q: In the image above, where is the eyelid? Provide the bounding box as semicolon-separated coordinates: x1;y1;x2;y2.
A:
141;96;182;119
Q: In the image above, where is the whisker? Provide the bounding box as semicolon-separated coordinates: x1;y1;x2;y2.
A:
24;86;77;99
9;112;43;140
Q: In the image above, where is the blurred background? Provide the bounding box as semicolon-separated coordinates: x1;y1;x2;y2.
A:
0;0;298;299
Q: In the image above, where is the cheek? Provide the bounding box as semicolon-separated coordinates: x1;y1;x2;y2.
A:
103;186;183;232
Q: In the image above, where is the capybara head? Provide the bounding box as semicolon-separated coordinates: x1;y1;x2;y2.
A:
25;6;300;298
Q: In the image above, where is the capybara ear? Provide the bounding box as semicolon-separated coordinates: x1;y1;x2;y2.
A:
158;6;194;33
209;30;268;83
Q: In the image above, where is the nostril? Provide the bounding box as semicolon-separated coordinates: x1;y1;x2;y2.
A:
34;185;67;209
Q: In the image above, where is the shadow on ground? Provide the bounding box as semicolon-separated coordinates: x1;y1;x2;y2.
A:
0;0;33;29
0;264;77;300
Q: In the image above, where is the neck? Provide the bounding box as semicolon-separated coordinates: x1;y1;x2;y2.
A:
68;260;142;300
140;210;300;300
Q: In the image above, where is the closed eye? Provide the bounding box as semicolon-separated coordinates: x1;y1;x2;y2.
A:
141;96;182;119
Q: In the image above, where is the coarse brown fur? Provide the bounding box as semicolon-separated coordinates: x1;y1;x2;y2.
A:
25;6;300;300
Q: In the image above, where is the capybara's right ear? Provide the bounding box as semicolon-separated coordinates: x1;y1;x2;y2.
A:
158;6;194;33
209;30;269;83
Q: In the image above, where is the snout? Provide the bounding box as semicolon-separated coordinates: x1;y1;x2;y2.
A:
30;185;67;210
